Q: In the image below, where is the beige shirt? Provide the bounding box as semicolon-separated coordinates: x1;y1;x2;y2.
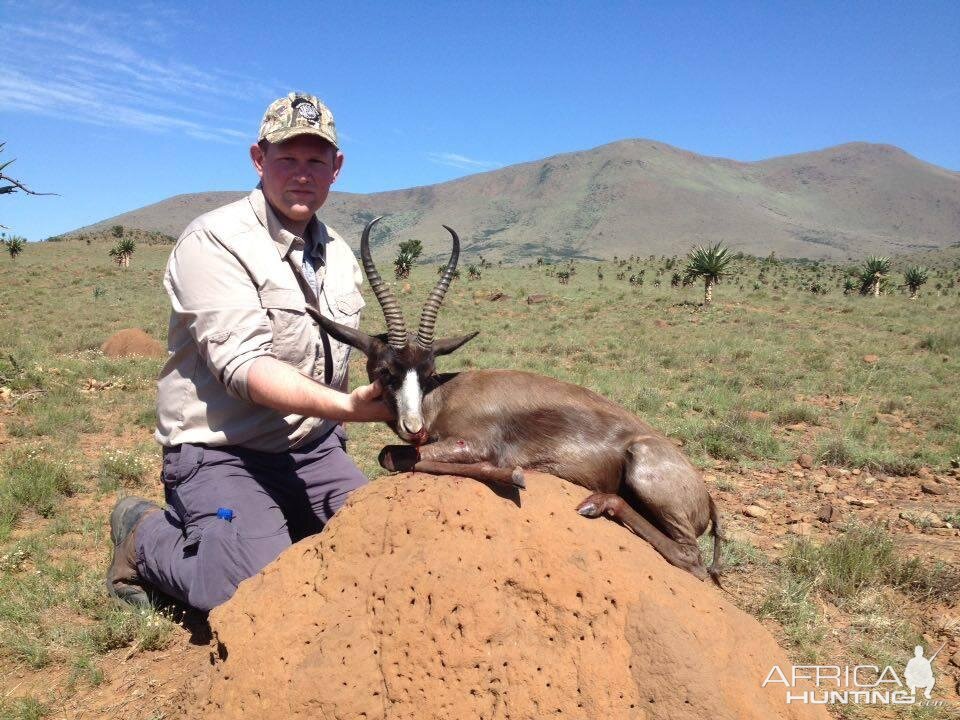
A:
155;188;365;451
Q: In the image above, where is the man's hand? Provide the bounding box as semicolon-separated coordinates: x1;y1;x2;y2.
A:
345;380;394;422
246;357;394;423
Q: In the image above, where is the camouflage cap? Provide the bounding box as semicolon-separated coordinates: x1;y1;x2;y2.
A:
258;92;338;148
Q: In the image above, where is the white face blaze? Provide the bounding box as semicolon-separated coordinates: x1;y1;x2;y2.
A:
397;368;424;436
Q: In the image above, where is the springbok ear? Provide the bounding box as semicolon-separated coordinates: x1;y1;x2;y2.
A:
317;314;384;357
432;331;479;356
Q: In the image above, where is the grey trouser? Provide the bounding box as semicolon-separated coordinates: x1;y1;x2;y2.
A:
136;425;366;612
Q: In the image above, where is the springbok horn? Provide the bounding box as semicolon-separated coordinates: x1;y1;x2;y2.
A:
360;217;407;350
417;225;460;349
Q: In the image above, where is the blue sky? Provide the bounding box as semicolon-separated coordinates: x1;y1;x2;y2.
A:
2;0;958;240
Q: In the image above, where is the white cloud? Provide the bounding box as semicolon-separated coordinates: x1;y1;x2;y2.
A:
426;152;501;170
0;7;269;143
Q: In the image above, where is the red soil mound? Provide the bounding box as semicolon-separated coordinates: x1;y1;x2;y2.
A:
197;472;829;720
101;328;165;358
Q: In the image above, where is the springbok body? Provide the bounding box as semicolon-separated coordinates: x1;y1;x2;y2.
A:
320;219;722;581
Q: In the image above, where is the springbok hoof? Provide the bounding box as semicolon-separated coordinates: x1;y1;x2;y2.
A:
378;445;419;472
577;502;600;518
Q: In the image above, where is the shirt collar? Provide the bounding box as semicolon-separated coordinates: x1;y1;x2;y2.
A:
248;185;320;259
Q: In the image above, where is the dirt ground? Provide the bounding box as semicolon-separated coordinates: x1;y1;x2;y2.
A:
40;455;959;719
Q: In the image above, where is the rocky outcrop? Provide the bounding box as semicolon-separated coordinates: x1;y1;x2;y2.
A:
200;472;828;720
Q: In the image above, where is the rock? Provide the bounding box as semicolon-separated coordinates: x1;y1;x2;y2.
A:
789;522;813;537
754;499;773;509
899;510;947;529
917;467;933;479
921;481;945;495
526;293;549;304
950;651;960;669
744;505;769;519
845;496;878;508
401;282;412;293
200;473;828;720
745;411;769;422
797;454;814;470
875;413;899;426
817;503;834;524
786;513;813;525
851;468;861;476
825;467;842;478
816;483;837;495
653;319;670;328
488;291;509;301
786;423;806;432
101;328;165;358
863;354;879;364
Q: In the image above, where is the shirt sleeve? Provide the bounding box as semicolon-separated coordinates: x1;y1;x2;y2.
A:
164;230;275;401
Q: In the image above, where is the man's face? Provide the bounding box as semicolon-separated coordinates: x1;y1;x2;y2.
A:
250;134;344;234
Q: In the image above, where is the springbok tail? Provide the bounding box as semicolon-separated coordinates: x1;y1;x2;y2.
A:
706;495;724;588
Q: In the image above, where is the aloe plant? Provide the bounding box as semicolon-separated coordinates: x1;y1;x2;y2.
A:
683;243;733;306
903;266;929;300
858;256;890;297
3;234;26;260
108;237;136;268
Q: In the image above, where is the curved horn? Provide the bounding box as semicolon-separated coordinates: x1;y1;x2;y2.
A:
417;225;460;349
360;216;407;349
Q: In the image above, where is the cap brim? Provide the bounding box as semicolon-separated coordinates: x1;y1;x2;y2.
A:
261;126;339;149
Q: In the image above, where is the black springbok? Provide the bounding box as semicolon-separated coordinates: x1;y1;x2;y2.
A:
319;218;723;581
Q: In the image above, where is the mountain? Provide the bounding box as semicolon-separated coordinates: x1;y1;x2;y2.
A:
64;140;960;262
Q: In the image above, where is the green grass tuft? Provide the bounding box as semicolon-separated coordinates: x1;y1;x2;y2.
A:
97;449;150;491
918;326;960;353
0;452;75;538
783;523;959;602
0;697;50;720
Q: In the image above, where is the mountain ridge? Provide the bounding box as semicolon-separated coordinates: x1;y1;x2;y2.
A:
63;139;960;262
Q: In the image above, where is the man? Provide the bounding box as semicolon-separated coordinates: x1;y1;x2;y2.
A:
106;92;393;612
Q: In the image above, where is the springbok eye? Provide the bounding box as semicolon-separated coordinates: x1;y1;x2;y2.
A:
378;367;402;389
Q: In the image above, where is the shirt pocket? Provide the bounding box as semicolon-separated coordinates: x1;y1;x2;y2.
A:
331;289;365;329
259;288;313;367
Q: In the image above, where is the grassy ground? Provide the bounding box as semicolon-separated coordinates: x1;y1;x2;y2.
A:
1;239;958;718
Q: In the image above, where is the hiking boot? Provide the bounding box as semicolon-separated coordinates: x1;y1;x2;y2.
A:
106;496;161;607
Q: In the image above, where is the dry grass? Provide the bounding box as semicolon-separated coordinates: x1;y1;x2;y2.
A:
1;239;959;713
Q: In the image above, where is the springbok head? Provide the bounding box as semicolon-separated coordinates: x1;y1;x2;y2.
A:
317;217;478;443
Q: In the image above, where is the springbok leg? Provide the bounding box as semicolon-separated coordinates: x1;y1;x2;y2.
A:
413;460;524;489
379;440;525;489
576;492;708;580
